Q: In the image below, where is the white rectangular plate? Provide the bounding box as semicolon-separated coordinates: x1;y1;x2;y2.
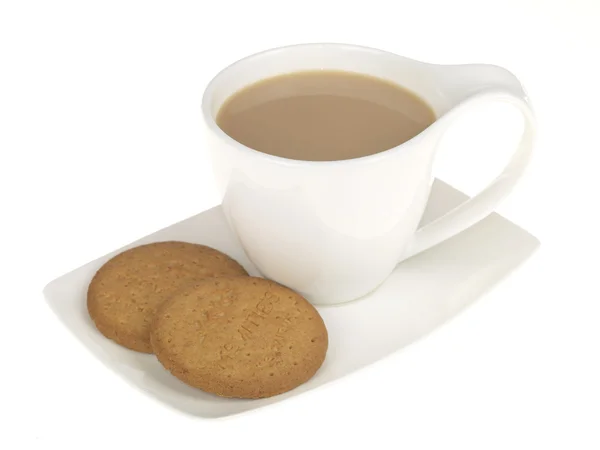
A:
44;179;539;418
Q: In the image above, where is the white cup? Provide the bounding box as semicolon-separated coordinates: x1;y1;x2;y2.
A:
201;43;535;305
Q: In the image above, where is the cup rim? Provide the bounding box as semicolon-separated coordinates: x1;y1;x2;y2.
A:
201;42;431;167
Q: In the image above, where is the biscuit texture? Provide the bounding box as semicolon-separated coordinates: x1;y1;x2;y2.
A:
87;241;248;353
151;277;328;399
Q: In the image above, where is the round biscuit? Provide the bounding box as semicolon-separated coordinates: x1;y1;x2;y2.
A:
151;277;328;399
87;241;248;353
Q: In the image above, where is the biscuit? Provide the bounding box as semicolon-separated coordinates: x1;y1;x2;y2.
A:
151;277;328;399
87;241;248;353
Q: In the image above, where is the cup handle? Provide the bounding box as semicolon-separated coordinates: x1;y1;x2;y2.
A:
403;65;536;259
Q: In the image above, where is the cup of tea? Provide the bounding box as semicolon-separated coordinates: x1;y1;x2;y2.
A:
201;43;535;305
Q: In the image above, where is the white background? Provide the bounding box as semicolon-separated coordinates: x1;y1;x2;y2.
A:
1;0;599;448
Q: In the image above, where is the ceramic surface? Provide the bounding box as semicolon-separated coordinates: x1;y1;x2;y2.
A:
44;180;539;418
